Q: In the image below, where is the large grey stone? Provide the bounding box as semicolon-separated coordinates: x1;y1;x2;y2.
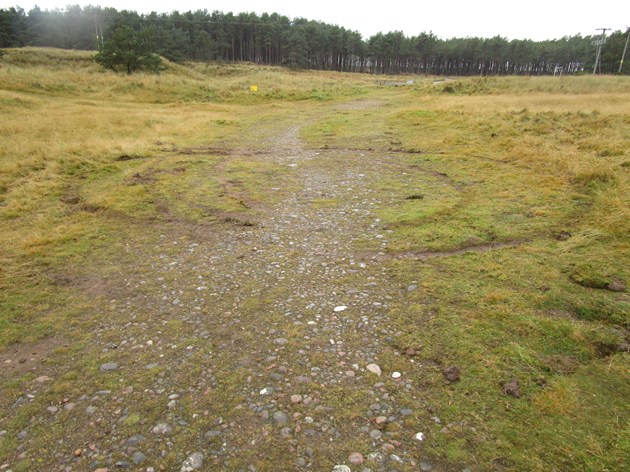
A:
181;452;204;471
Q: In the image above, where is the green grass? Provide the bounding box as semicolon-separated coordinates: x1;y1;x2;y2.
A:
299;72;629;470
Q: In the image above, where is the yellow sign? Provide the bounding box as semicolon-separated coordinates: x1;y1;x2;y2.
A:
250;85;258;92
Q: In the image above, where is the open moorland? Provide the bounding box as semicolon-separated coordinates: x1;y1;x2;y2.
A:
0;48;629;472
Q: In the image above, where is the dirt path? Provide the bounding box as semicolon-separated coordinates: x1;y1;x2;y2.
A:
1;100;465;472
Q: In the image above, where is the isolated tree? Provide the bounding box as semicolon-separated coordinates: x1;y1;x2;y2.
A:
94;23;162;74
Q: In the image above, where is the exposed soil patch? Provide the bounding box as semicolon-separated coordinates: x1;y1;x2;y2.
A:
59;194;80;205
165;145;271;157
375;239;528;261
48;270;118;299
115;154;148;162
0;336;68;381
501;379;522;398
127;171;156;185
75;202;106;213
316;145;429;155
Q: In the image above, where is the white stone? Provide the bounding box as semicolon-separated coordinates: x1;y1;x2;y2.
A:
332;466;351;472
180;452;204;471
392;371;401;379
414;432;425;441
333;306;347;312
366;364;382;376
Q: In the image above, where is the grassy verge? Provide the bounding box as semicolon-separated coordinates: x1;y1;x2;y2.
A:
302;76;629;469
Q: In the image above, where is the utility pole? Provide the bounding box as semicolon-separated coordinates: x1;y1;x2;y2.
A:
93;13;99;46
592;27;610;74
93;13;104;48
620;27;630;74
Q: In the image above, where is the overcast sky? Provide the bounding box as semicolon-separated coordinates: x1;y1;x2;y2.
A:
4;1;629;41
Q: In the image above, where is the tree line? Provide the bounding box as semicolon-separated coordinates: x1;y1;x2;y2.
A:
1;5;629;75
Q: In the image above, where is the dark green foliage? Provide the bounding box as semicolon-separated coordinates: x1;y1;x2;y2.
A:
94;23;162;74
599;29;630;74
1;5;629;75
0;7;28;47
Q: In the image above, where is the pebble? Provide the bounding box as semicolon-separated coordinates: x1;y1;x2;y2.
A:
368;452;385;463
414;432;425;441
334;306;348;312
126;435;146;446
85;406;97;415
420;462;433;471
392;371;401;379
366;364;381;376
132;451;146;464
407;284;418;291
17;430;27;440
180;452;204;471
400;408;413;416
260;387;274;396
273;411;289;424
369;429;382;440
274;338;288;346
349;452;364;465
100;363;119;372
47;406;58;414
290;394;303;403
332;466;351;472
151;423;173;435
